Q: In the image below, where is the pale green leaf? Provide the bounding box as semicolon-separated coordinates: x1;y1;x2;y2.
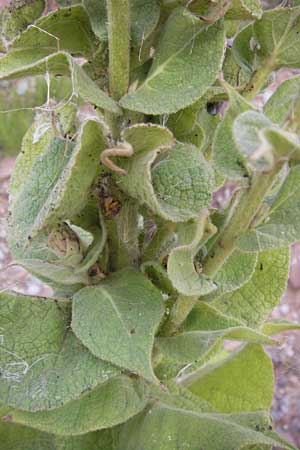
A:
9;376;147;435
236;166;300;251
117;406;296;450
262;319;300;336
0;419;115;450
233;110;274;171
212;82;253;179
141;261;176;295
84;0;160;47
0;0;44;49
187;345;274;413
0;421;54;450
167;219;217;296
156;329;275;366
118;124;215;222
0;291;119;411
211;249;258;296
185;302;243;330
231;22;254;73
233;8;300;74
233;110;300;171
0;51;120;113
253;7;300;69
9;118;107;246
120;8;225;114
212;248;290;327
72;268;165;381
226;0;262;19
264;75;300;133
6;5;96;58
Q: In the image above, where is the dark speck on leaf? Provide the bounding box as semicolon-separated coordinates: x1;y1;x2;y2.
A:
207;102;221;116
260;263;263;271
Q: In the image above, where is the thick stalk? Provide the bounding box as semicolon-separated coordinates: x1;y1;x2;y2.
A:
106;0;130;139
107;0;130;100
202;166;280;277
243;60;275;100
164;165;282;336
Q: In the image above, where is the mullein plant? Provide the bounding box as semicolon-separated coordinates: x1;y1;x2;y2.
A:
0;0;300;448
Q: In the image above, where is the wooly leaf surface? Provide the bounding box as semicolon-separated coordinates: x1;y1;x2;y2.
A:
72;268;165;382
1;1;300;448
0;291;119;412
120;7;225;114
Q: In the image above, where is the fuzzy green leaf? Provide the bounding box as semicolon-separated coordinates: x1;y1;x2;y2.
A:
212;248;290;327
0;291;119;412
9;118;107;244
0;51;120;113
212;83;253;179
226;0;262;20
156;328;275;366
233;110;300;171
8;376;147;435
118;124;215;222
120;8;225;114
3;5;96;61
211;249;258;297
116;406;296;450
236;166;300;251
0;0;44;49
72;268;164;381
264;75;300;132
253;7;300;69
262;319;300;336
167;219;217;296
233;7;300;73
187;345;274;413
84;0;160;47
0;418;115;450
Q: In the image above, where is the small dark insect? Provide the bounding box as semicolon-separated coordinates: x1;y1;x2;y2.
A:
260;263;264;271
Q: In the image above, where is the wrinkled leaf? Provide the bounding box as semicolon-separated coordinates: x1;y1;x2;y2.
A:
262;319;300;336
212;248;290;327
120;8;225;114
233;110;300;171
117;406;296;450
156;328;275;366
212;82;253;179
264;75;300;133
10;118;107;246
8;376;147;435
0;291;119;411
236;166;300;251
187;345;274;413
0;51;120;113
84;0;160;47
167;219;217;296
0;418;115;450
72;268;164;381
0;0;44;50
226;0;262;20
118;124;215;222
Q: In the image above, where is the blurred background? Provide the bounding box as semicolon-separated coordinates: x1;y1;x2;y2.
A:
0;0;299;446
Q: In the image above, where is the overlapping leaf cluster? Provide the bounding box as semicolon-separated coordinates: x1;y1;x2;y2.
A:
1;0;300;448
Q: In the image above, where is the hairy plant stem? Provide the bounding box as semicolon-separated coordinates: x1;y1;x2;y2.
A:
142;221;176;263
243;60;275;100
202;166;281;277
164;164;282;336
105;0;130;139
